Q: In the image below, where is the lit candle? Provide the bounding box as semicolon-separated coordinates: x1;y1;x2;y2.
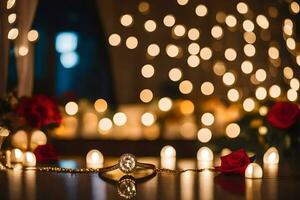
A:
86;149;104;169
245;163;263;179
160;145;176;169
197;147;213;162
263;147;279;164
23;152;36;168
11;148;24;163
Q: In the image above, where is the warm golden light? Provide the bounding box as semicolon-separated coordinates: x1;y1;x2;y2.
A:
222;72;235;86
113;112;127;126
224;48;237;61
163;15;176;27
6;0;16;9
94;99;108;113
286;38;296;50
197;128;212;143
290;1;300;14
8;28;18;40
259;106;268;116
200;47;212;60
31;130;47;150
268;46;279;59
243;32;256;44
108;33;121;46
147;44;160;57
211;25;223;39
225;15;237;27
141;112;155;126
27;30;39;42
188;43;200;54
201;113;215;126
201;82;214;96
236;2;248;14
187;55;200;67
213;61;226;76
227;89;240;102
144;20;157;32
98;118;113;132
255;87;267;100
86;149;104;169
120;14;133;27
241;60;253;74
173;24;186;37
245;163;263;179
287;89;298;101
243;98;255;112
290;78;300;90
166;44;180;57
65;101;78;115
169;68;182;81
161;145;176;158
23;152;36;167
256;15;269;29
258;126;268;135
177;0;188;6
188;28;200;40
283;67;294;79
180;100;194;115
18;46;29;56
141;64;154;78
11;148;23;163
126;36;138;49
195;4;208;17
158;97;173;112
140;89;153;103
225;123;240;138
138;1;150;14
179;80;193;94
255;69;267;82
263;147;279;164
243;20;255;32
244;44;256;57
8;13;16;24
197;147;213;161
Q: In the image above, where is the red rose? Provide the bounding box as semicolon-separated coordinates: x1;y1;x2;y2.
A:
267;101;300;129
34;144;58;163
17;95;62;129
215;149;251;175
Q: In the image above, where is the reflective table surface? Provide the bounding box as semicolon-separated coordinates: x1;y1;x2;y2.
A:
1;157;300;200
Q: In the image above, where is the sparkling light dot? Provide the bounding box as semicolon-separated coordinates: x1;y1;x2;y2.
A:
108;34;121;46
241;60;253;74
141;112;155;126
180;100;194;115
197;128;212;143
65;101;78;115
259;106;268;116
195;4;208;17
120;14;133;26
126;36;138;49
6;0;16;9
287;89;298;101
244;44;256;57
290;2;300;14
140;89;153;103
94;99;108;113
211;25;223;39
177;0;189;6
201;113;215;126
268;47;279;59
179;80;193;94
98;118;113;131
158;97;173;111
18;46;29;56
147;44;160;57
187;55;200;67
256;15;269;29
8;13;16;24
169;68;182;82
213;61;226;76
244;32;256;44
173;25;186;37
141;64;155;78
259;126;268;135
243;20;255;32
27;30;39;42
160;145;176;158
201;82;214;96
224;48;237;61
223;72;235;86
255;87;267;100
225;15;237;27
166;44;180;57
227;89;240;102
226;123;240;138
113;112;127;126
243;98;255;112
144;20;157;32
286;38;296;50
163;15;176;27
188;28;200;40
188;43;200;54
255;69;267;82
269;85;281;98
200;47;212;60
284;67;294;79
8;28;18;40
236;2;248;14
290;78;300;90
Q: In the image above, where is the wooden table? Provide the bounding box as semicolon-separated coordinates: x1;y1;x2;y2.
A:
1;157;300;200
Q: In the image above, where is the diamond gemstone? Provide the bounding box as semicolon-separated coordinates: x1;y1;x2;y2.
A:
119;153;136;173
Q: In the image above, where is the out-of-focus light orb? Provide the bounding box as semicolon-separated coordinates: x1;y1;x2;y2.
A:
113;112;127;126
8;28;19;40
188;43;200;55
227;89;240;102
200;47;212;60
126;36;138;49
222;72;235;86
221;148;232;156
201;82;214;96
65;101;78;115
244;44;256;57
245;163;263;178
187;55;200;67
163;15;176;27
158;97;173;112
290;78;300;90
55;32;78;53
197;128;212;143
283;20;293;36
236;2;248;14
263;147;279;164
120;14;133;27
201;113;215;126
141;112;155;126
94;99;108;113
179;80;193;94
225;123;240;138
211;25;223;39
259;106;268;116
18;46;29;56
147;44;160;57
6;0;16;9
286;38;296;50
283;67;294;79
27;30;39;42
180;100;194;115
255;69;267;82
243;98;255;112
216;11;226;23
224;48;237;61
256;15;269;29
213;61;226;76
258;126;268;135
269;85;281;98
197;147;213;161
243;32;256;44
195;4;208;17
141;64;155;78
8;13;16;24
160;145;176;158
290;1;300;14
169;68;182;82
108;33;121;46
173;25;186;37
31;130;47;150
243;20;255;32
98;118;113;132
297;55;300;66
140;89;153;103
138;1;150;14
188;28;200;41
225;15;237;27
287;89;298;102
86;149;104;169
144;20;157;32
241;60;253;74
60;52;79;68
268;6;278;18
177;0;188;6
268;47;279;59
255;87;267;100
166;44;180;57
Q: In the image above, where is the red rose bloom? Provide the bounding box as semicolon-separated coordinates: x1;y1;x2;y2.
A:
17;95;62;129
215;149;251;175
34;144;58;163
267;101;300;129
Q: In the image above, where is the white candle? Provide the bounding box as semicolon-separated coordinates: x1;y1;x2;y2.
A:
86;149;104;169
263;147;279;164
11;148;24;163
160;145;176;158
23;152;36;167
197;147;213;162
245;163;263;179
